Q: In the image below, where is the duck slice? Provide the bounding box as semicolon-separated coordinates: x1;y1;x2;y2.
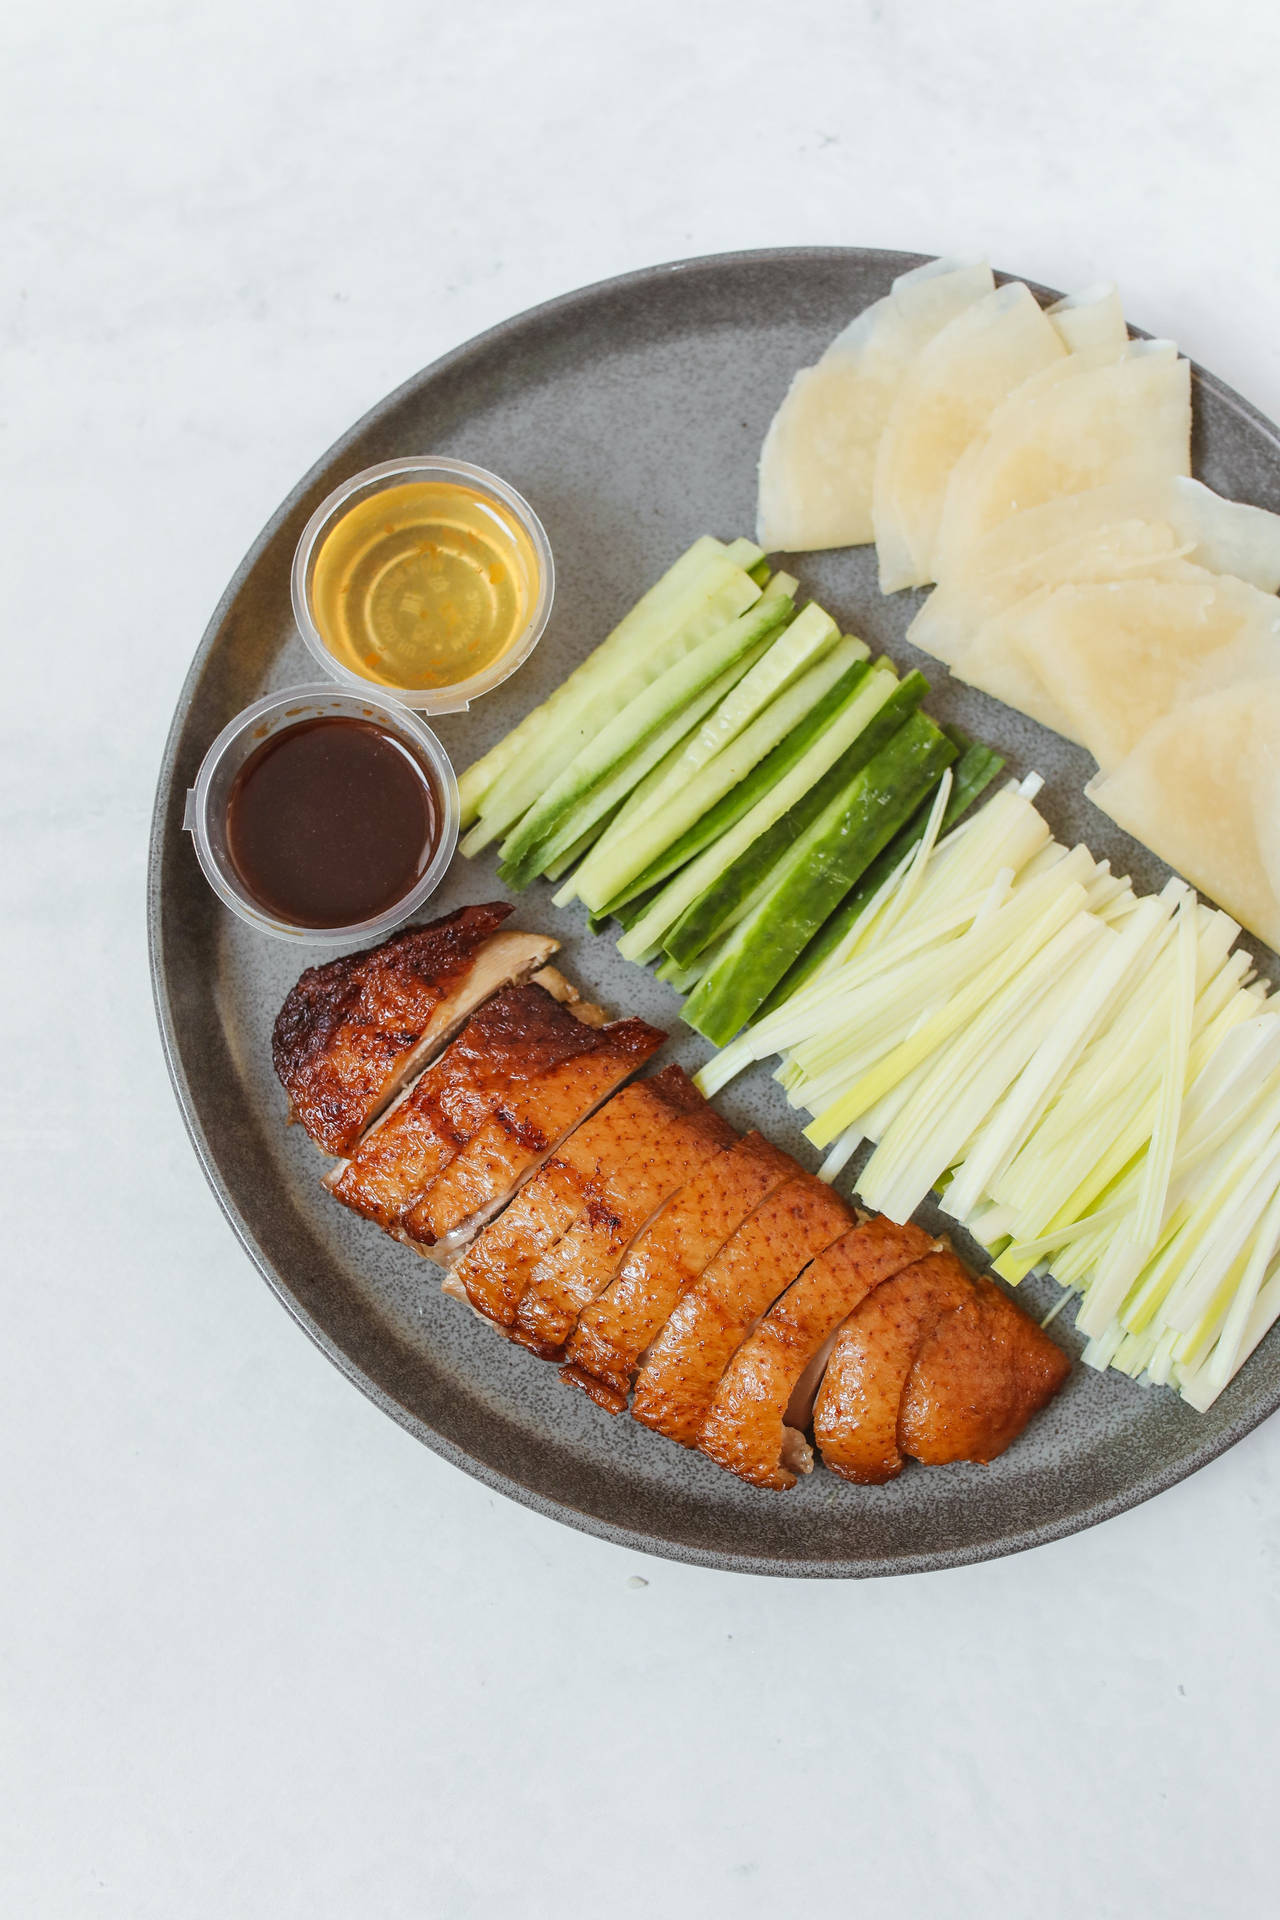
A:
697;1215;940;1490
813;1249;975;1483
273;903;558;1153
398;1014;666;1254
898;1274;1070;1465
510;1075;738;1360
454;1068;709;1328
561;1132;797;1412
631;1174;852;1447
326;979;595;1230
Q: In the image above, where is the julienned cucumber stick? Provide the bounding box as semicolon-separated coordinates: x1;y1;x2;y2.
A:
457;535;725;825
762;739;1005;1017
569;612;849;912
575;587;833;867
497;592;795;886
534;568;801;889
751;741;1006;1020
614;664;900;963
682;713;958;1045
662;672;932;967
462;546;761;851
502;628;782;888
596;648;879;926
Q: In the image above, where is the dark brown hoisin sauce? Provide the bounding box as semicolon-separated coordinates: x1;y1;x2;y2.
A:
226;716;439;928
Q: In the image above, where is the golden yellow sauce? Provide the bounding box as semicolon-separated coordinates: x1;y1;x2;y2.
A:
309;480;540;692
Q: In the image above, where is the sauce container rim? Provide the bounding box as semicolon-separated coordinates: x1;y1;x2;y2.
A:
182;682;461;944
290;455;555;714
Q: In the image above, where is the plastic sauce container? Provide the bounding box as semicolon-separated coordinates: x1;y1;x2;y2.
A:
184;684;459;943
291;457;554;713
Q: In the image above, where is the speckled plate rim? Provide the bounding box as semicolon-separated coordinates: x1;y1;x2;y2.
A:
149;246;1280;1578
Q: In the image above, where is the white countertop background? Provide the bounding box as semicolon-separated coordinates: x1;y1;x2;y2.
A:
6;3;1280;1914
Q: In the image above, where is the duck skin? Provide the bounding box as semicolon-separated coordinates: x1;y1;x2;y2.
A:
560;1132;797;1413
273;903;557;1154
454;1068;708;1328
327;979;598;1231
397;1013;665;1253
631;1175;852;1447
697;1215;940;1490
897;1274;1070;1465
813;1249;976;1483
510;1077;737;1360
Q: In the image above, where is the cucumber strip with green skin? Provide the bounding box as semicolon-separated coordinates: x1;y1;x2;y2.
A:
750;741;1006;1020
579;880;664;934
542;802;626;882
662;673;931;967
580;639;875;917
497;634;780;890
654;953;705;990
463;548;760;851
512;630;781;882
682;715;958;1045
611;885;661;930
747;558;772;587
457;535;727;826
614;664;899;962
574;592;840;873
577;572;802;834
725;537;766;570
498;593;795;886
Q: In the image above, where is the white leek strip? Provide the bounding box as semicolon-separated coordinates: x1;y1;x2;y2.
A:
1172;1244;1258;1378
1162;1114;1280;1333
859;913;1103;1221
873;785;1048;941
1178;1257;1280;1411
806;857;1095;1149
988;891;1206;1232
944;898;1166;1224
816;1046;945;1183
694;884;999;1098
1074;894;1199;1338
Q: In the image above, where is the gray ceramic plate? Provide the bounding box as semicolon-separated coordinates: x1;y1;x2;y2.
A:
150;247;1280;1577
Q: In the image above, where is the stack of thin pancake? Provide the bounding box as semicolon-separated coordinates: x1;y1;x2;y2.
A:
274;905;1069;1492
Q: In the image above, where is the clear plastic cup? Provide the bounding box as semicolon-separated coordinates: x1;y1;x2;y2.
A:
183;683;460;943
291;456;555;713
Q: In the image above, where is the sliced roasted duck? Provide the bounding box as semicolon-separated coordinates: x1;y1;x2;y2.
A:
813;1249;977;1483
397;1008;665;1254
277;922;1070;1490
273;903;557;1154
324;979;578;1230
455;1070;711;1328
561;1131;797;1413
697;1215;940;1490
897;1274;1070;1465
631;1174;852;1447
510;1071;737;1359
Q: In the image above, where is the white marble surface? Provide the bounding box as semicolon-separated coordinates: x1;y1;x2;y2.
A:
6;2;1280;1913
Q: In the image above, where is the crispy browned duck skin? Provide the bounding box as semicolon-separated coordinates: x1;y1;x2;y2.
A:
813;1249;976;1483
272;904;558;1155
510;1075;738;1360
398;1015;665;1251
631;1174;852;1448
326;980;587;1229
560;1132;798;1413
696;1215;940;1491
455;1069;708;1328
898;1274;1070;1465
